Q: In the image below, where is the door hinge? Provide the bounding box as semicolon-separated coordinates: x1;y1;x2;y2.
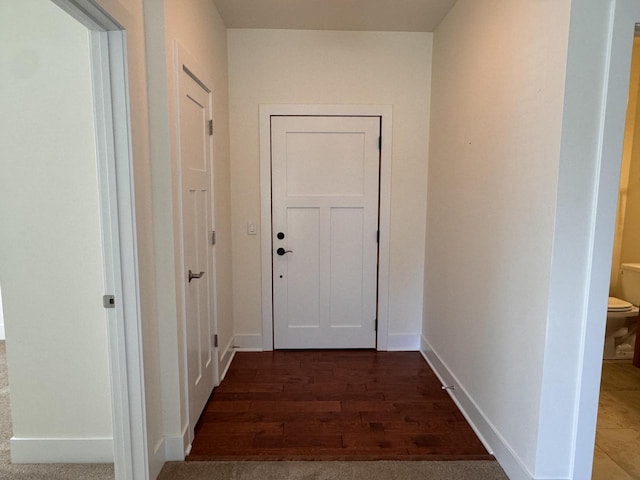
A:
376;230;380;243
208;119;213;136
378;136;382;151
375;318;378;332
214;334;219;348
210;230;216;245
103;295;115;309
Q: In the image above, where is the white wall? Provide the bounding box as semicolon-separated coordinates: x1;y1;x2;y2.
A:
144;0;233;457
0;0;112;458
228;29;432;346
423;0;571;477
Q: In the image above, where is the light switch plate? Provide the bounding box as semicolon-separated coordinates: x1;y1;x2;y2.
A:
247;222;257;235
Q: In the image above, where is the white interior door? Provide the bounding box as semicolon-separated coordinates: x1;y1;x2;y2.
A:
179;66;216;431
272;116;380;349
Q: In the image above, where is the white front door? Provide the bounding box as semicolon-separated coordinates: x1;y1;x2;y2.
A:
178;65;217;432
271;116;380;349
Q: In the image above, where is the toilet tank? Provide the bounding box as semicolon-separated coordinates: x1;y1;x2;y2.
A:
620;263;640;306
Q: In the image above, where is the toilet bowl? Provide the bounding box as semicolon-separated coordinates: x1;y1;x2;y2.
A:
605;263;640;360
605;297;638;358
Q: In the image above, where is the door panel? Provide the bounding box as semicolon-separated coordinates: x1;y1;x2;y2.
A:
272;116;380;349
286;132;365;196
330;207;364;328
179;67;216;434
286;208;320;328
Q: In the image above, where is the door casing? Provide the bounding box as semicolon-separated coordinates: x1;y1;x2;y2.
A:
573;1;640;477
49;1;149;478
259;104;393;351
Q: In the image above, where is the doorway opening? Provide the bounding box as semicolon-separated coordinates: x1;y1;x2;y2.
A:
1;0;148;478
577;3;640;477
591;26;640;479
0;0;111;467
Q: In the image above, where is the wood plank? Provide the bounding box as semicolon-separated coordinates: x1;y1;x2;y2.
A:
204;400;251;412
215;382;283;393
195;422;284;435
250;400;341;413
253;434;343;449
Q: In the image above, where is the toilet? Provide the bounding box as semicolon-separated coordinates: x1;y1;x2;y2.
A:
605;263;640;360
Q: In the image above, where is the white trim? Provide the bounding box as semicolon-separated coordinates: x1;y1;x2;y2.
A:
234;334;264;351
219;335;236;382
386;334;420;351
151;437;165;467
420;335;535;480
573;1;640;478
90;26;138;480
259;104;393;351
163;430;188;461
47;2;149;480
10;437;114;464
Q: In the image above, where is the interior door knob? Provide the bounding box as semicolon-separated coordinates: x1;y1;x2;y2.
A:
188;270;205;283
276;248;293;256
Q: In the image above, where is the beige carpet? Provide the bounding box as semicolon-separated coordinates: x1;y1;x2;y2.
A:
0;341;507;479
159;460;508;479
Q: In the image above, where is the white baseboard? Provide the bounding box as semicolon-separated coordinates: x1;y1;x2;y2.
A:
163;427;188;461
219;336;236;382
386;333;420;351
234;334;263;351
218;334;263;383
420;335;535;480
150;436;165;480
10;436;113;463
0;323;5;341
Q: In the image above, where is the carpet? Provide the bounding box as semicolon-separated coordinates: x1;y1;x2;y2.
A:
159;460;508;479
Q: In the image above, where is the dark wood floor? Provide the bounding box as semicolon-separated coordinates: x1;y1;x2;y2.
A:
187;350;493;461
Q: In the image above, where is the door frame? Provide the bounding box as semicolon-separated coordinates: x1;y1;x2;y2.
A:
259;104;393;351
50;1;148;479
573;1;640;477
174;42;220;447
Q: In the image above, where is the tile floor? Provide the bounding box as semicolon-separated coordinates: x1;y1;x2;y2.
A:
592;361;640;479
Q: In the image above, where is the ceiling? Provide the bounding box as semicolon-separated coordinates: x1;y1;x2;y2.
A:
211;0;458;32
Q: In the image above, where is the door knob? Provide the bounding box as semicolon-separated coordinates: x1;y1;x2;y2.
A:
276;248;293;256
188;270;205;283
